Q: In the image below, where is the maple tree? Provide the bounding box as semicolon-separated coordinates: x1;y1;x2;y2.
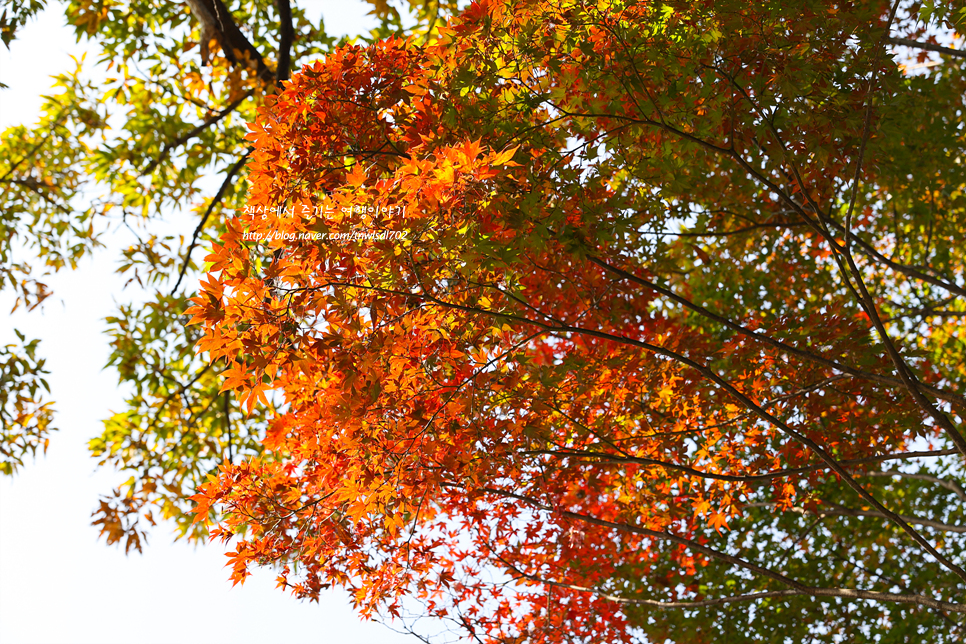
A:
0;0;458;548
186;0;966;641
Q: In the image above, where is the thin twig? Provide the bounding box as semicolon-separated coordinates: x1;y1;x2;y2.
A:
888;36;966;59
170;151;251;297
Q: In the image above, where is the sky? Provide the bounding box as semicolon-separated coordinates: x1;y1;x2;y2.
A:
0;4;425;644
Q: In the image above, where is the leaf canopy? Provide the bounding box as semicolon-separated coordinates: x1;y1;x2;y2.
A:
188;0;966;641
4;0;966;641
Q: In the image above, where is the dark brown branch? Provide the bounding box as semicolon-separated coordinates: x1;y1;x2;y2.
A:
844;0;901;257
828;8;966;462
527;573;806;608
895;309;966;320
274;0;293;84
882;298;966;323
839;210;966;460
821;215;966;299
185;0;274;82
643;220;806;238
141;90;252;176
554;99;966;301
170;151;250;296
723;147;966;460
599;218;966;460
558;98;966;460
587;255;966;410
888;37;966;60
621;47;966;461
143;363;215;437
525;447;777;483
525;447;961;485
510;566;963;612
535;322;966;579
787;448;957;469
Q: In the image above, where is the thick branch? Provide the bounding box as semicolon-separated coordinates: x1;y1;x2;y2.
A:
184;0;274;82
274;0;293;84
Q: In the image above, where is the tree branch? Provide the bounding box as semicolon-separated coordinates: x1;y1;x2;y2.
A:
587;255;966;410
274;0;293;84
844;0;901;258
821;215;966;299
141;90;253;176
0;109;69;183
566;96;966;461
888;36;966;59
471;484;966;613
184;0;274;82
510;566;965;612
858;470;966;503
745;501;966;533
525;447;961;485
170;150;251;296
299;278;966;582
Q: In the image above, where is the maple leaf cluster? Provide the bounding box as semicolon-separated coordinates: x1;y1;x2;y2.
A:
187;1;966;641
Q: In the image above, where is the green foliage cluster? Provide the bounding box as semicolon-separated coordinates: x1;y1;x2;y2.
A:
0;330;54;475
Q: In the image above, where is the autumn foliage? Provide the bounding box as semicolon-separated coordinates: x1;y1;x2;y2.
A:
189;0;966;641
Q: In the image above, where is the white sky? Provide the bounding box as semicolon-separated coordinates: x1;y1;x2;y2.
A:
0;4;424;643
